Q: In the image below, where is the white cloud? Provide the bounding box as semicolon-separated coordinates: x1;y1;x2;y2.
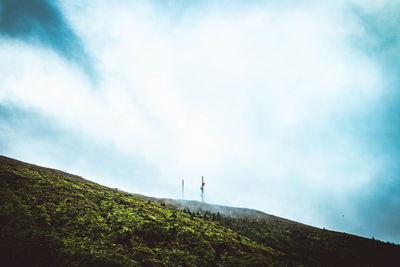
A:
1;0;395;241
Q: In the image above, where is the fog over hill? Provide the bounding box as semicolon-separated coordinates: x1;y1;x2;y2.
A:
1;0;400;243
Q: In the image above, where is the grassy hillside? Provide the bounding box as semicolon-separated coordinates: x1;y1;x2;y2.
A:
156;198;400;266
0;155;399;266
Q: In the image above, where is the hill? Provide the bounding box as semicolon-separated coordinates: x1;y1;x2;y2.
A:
0;155;399;266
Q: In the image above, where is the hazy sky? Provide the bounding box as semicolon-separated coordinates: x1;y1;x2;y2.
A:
1;0;400;243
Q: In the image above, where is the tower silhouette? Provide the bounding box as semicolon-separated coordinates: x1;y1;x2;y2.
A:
182;179;184;200
200;176;205;202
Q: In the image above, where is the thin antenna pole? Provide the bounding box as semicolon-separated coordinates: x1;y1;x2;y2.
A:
200;176;205;202
182;179;184;200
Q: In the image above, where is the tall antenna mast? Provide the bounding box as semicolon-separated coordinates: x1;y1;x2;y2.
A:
182;179;184;200
200;176;205;202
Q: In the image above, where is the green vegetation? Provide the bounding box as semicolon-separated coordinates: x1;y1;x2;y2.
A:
0;155;399;266
183;209;399;266
0;156;283;266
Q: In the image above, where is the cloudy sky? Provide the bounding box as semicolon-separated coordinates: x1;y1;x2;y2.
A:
1;0;400;243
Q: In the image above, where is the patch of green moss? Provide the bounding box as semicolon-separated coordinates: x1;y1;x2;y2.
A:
1;155;399;266
0;156;282;266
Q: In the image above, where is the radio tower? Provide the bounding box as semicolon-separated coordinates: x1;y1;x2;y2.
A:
200;176;205;202
182;179;184;200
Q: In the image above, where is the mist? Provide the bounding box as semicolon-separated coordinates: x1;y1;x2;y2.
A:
1;0;400;243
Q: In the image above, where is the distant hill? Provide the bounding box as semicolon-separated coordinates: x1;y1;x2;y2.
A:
0;155;399;266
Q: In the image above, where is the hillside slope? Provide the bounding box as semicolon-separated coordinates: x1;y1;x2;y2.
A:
0;155;399;266
153;198;400;266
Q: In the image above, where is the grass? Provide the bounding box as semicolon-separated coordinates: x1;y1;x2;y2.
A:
0;155;399;266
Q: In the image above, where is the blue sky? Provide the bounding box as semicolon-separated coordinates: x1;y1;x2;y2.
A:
1;0;400;243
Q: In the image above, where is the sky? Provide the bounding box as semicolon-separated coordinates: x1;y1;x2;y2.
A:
1;0;400;243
